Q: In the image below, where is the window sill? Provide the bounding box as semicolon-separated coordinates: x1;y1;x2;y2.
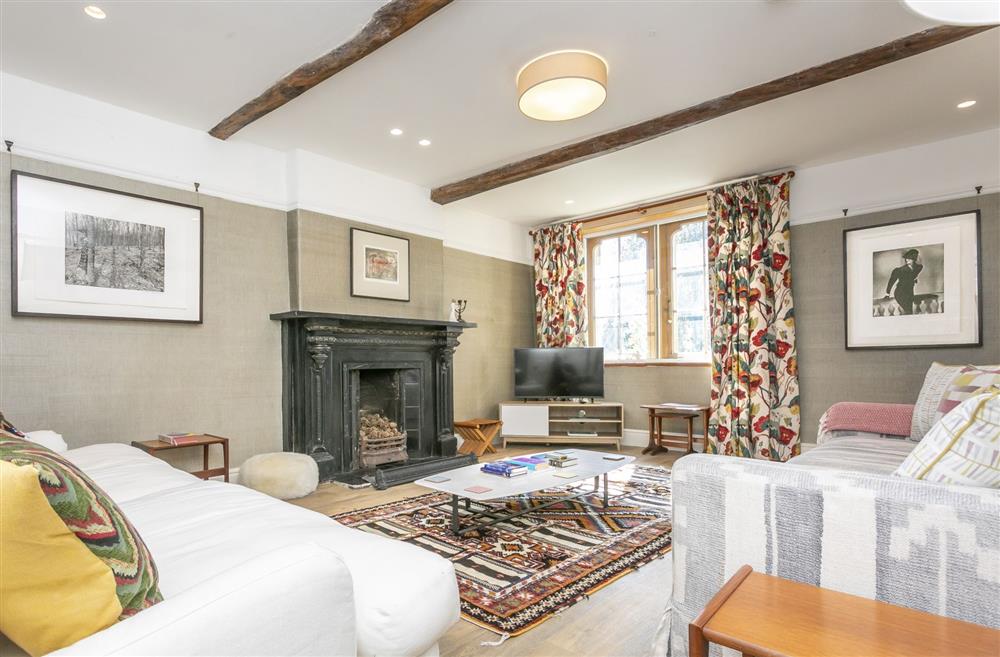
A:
605;359;711;368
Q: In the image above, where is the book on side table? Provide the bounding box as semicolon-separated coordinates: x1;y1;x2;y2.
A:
158;432;206;446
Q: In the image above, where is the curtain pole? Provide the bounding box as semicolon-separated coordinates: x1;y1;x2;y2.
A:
537;168;795;230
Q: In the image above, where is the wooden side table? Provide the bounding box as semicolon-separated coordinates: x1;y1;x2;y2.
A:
690;565;1000;657
131;434;230;482
454;419;501;457
639;403;709;455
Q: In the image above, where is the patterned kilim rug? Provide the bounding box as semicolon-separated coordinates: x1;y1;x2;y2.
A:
332;464;672;637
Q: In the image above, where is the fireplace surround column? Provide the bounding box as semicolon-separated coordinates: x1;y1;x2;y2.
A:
434;329;461;456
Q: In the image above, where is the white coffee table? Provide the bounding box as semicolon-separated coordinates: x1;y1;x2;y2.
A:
414;448;635;536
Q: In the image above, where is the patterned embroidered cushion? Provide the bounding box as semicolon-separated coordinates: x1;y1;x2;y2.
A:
910;363;999;442
0;432;163;615
895;388;1000;488
910;363;964;442
935;365;1000;422
0;411;26;437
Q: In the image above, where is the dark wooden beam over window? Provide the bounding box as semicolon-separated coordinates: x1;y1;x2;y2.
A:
209;0;454;140
430;25;995;205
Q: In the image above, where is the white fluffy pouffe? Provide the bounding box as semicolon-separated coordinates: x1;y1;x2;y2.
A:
239;452;319;500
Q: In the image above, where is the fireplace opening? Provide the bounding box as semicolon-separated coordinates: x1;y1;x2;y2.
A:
357;369;409;471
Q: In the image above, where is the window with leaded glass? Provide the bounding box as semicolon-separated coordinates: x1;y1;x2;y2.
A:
587;216;708;362
588;227;654;360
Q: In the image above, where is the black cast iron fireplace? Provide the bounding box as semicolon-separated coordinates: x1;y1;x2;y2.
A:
270;311;478;487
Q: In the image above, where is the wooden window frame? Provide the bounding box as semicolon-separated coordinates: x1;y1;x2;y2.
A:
587;226;656;361
658;216;709;360
586;214;709;365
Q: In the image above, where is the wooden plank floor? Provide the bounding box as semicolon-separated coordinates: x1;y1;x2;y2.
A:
292;445;682;657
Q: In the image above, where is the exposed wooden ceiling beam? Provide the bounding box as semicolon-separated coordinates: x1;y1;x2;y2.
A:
431;25;996;205
209;0;453;140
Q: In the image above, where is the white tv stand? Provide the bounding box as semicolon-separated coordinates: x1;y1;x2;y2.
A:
498;400;624;450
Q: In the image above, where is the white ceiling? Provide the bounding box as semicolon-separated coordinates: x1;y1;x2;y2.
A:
1;1;997;225
0;0;387;130
453;31;1000;223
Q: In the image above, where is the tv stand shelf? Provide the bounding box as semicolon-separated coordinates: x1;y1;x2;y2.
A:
499;401;624;450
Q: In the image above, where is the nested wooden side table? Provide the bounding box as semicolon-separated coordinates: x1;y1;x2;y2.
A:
639;403;709;454
690;565;999;657
131;434;230;481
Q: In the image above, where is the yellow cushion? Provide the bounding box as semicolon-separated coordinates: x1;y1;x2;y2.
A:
0;460;122;656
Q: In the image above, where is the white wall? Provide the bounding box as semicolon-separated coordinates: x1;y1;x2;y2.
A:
3;70;995;261
793;128;1000;225
0;72;289;210
289;149;531;263
0;72;532;264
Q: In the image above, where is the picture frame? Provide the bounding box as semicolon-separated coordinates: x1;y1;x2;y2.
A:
843;210;981;350
11;171;203;323
350;227;410;302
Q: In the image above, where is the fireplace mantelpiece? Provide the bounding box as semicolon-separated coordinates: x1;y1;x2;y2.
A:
271;311;477;483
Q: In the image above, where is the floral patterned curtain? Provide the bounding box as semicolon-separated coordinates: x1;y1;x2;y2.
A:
530;222;587;347
706;172;800;461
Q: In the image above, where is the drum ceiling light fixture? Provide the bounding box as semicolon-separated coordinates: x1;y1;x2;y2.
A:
517;50;608;121
901;1;999;25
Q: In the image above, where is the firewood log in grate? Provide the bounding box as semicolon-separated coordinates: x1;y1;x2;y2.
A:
359;410;408;468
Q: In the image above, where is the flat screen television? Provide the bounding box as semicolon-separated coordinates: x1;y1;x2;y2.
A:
514;347;604;399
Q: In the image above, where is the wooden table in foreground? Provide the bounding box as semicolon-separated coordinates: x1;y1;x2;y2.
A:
131;434;230;482
639;403;709;454
690;565;1000;657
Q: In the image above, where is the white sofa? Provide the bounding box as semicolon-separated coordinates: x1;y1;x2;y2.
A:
45;443;460;657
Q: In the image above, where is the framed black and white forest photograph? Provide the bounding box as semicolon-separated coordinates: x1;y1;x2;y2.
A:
350;227;410;301
844;211;981;349
11;171;203;322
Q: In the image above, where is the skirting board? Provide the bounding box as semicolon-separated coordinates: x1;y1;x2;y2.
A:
625;429;819;452
467;430;819;453
468;429;705;450
496;428;704;452
210;468;241;483
622;428;704;449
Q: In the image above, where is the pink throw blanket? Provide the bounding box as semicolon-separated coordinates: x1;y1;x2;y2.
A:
822;402;914;437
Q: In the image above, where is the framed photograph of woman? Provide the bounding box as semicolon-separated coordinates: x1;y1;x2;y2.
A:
843;211;981;349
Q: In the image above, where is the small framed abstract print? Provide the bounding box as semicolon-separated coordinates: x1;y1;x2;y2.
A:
350;227;410;301
843;211;981;349
11;171;203;322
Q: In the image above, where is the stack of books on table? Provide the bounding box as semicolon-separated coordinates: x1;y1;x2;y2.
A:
509;456;550;471
480;461;528;478
544;453;578;468
158;432;205;446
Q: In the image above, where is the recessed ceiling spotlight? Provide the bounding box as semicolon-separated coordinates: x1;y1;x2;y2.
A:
418;139;431;146
564;199;575;205
517;50;608;121
83;5;106;19
957;100;977;109
389;128;403;136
